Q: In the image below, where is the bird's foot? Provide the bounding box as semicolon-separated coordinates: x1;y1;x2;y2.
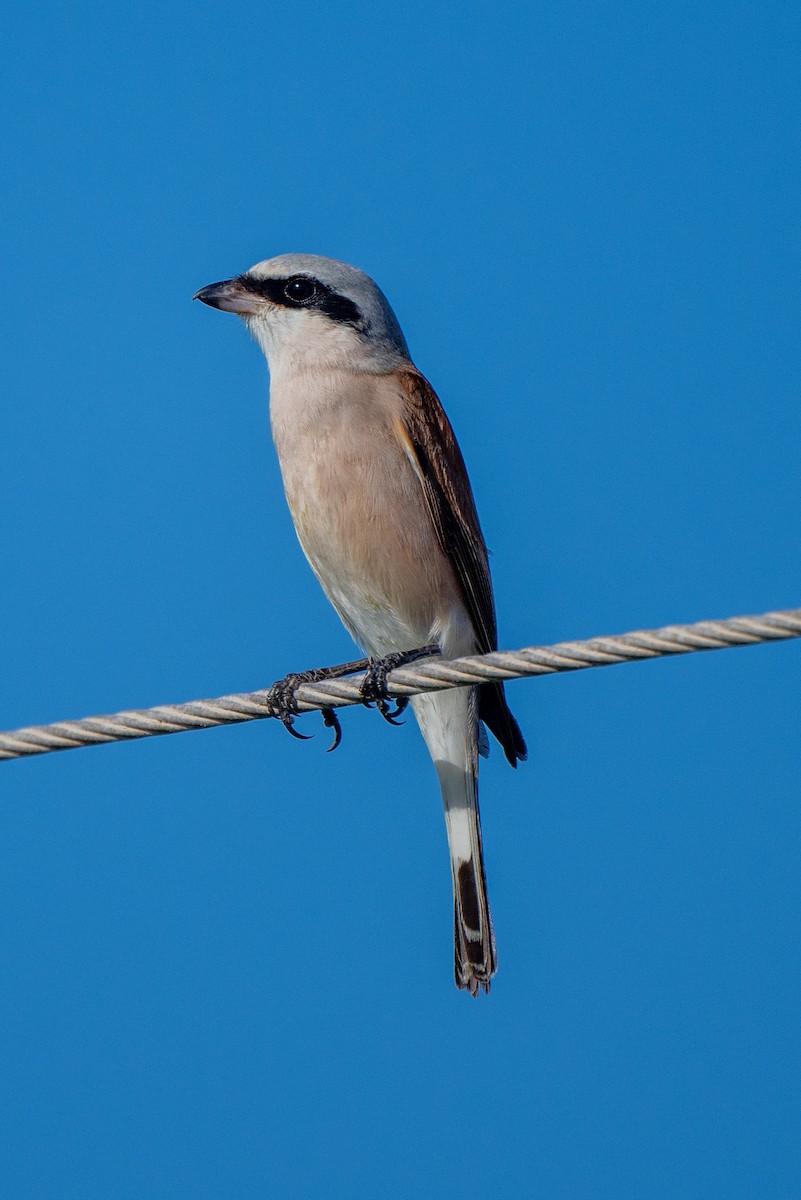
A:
264;671;317;742
265;656;373;751
360;645;441;725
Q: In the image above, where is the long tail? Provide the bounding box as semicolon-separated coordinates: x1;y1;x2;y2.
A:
411;685;496;995
443;761;496;994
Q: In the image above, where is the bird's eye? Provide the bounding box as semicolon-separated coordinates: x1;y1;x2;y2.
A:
284;277;317;304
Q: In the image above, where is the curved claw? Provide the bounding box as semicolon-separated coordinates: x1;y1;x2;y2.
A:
322;707;342;752
282;715;313;741
376;698;407;726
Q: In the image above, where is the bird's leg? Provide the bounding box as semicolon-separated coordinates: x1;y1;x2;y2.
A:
360;644;441;724
265;655;373;750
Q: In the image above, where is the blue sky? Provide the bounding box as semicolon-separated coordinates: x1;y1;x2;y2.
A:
1;2;800;1196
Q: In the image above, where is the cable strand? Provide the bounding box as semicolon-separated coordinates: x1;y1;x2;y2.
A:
1;605;799;762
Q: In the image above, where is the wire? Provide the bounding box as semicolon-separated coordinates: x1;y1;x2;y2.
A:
1;606;799;762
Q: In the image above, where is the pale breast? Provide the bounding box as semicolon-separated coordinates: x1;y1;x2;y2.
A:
269;370;464;653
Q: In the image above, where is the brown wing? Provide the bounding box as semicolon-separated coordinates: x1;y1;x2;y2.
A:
397;368;498;655
397;369;527;766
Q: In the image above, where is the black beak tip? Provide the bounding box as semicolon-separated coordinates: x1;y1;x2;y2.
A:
194;282;223;307
193;278;260;314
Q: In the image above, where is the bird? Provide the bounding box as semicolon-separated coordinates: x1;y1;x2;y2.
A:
195;254;526;995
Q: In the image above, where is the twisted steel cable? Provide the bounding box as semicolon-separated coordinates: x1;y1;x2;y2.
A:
1;606;799;762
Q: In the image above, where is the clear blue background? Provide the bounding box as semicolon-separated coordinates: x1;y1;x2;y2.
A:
2;3;800;1196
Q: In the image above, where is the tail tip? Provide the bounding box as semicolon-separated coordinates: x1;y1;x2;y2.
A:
457;968;492;997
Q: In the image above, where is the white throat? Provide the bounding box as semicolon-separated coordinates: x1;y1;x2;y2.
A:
243;308;407;381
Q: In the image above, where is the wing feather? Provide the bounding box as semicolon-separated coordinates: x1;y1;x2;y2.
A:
396;369;527;766
397;369;497;655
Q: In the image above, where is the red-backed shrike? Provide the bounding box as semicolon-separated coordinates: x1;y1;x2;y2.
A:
196;254;526;995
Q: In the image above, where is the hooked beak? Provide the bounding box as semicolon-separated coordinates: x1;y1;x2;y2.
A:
193;278;263;315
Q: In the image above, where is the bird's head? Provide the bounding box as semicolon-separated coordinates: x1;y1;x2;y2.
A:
194;253;411;376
